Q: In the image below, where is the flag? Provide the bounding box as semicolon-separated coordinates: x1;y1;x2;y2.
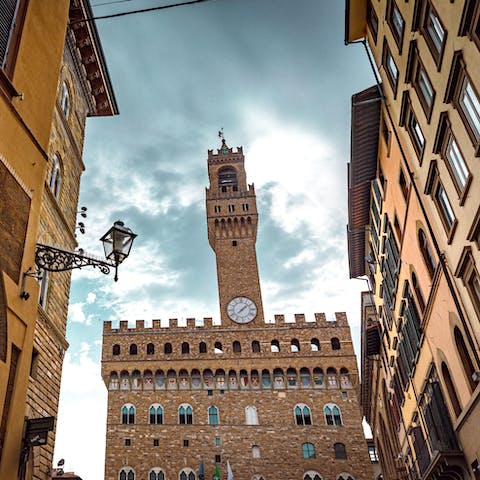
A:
199;461;205;480
227;460;233;480
213;463;221;480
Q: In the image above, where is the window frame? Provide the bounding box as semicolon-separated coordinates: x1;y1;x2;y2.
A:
302;442;316;459
400;92;425;162
367;0;379;45
382;39;399;96
386;0;405;53
420;0;447;69
455;247;480;319
294;403;312;426
208;405;219;425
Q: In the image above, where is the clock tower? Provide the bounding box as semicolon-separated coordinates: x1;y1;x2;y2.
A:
206;138;264;325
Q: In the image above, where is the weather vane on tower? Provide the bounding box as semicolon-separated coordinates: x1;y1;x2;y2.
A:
218;127;229;153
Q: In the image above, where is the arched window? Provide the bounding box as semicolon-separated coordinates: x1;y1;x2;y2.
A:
199;342;207;353
129;344;137;355
324;403;342;426
252;445;261;458
164;343;172;354
294;404;312;425
441;362;461;417
218;167;238;188
334;442;347;459
287;368;297;387
331;337;341;350
291;339;300;352
261;369;271;388
149;404;163;424
327;367;338;388
245;405;259;425
208;406;219;425
252;340;260;352
155;369;165;389
179;369;189;389
119;467;135;480
411;271;425;313
49;154;61;199
304;471;322;480
313;367;324;387
179;469;196;480
112;344;120;356
144;370;153;389
270;339;280;352
109;372;119;390
215;369;226;389
310;338;320;351
203;369;214;389
340;368;351;388
454;326;477;392
182;342;190;354
147;343;155;355
228;369;238;389
273;368;284;389
120;371;130;390
214;342;223;353
300;368;311;387
418;228;436;277
149;469;165;480
191;369;201;389
121;404;135;424
233;341;241;353
167;369;177;389
131;370;141;390
302;442;315;459
178;404;193;424
61;81;71;118
337;475;355;480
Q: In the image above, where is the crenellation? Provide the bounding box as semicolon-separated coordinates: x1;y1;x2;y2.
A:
294;313;306;323
168;318;178;328
186;318;195;328
104;320;112;332
119;320;129;331
136;320;144;329
274;314;284;323
152;319;161;329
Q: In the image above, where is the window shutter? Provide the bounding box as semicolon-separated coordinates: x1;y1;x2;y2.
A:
0;0;19;67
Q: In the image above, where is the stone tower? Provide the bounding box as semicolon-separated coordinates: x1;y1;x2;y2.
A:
102;141;373;480
206;139;264;325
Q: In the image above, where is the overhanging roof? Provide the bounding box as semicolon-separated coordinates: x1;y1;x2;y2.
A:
69;0;119;116
345;0;367;44
347;85;381;278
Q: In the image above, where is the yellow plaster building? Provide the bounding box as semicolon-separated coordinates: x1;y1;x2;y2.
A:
0;2;117;479
346;1;480;479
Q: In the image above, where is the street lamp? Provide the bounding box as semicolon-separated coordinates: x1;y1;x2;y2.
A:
34;220;137;282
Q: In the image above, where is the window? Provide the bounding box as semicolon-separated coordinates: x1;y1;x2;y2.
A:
146;343;154;355
270;340;280;352
182;342;190;354
426;161;457;239
179;404;193;424
119;467;135;480
411;271;425;313
252;445;261;458
61;81;71;118
214;342;223;353
446;52;480;153
38;270;49;308
129;344;137;355
0;0;28;77
183;439;189;447
367;1;379;44
331;337;341;350
49;154;61;199
215;437;221;446
208;406;219;425
399;168;408;199
303;472;321;480
420;1;446;66
252;340;260;352
294;404;312;425
149;405;163;424
387;0;405;51
291;339;300;352
441;362;461;417
215;454;221;463
232;240;237;246
334;442;347;459
302;442;315;459
179;469;196;480
228;204;235;212
233;341;241;353
401;92;425;160
164;343;172;354
418;228;436;277
121;404;135;424
324;404;342;426
368;445;379;462
310;338;320;351
407;42;435;120
434;113;471;200
199;342;207;353
456;247;480;318
242;203;249;211
214;205;221;213
218;167;237;188
112;344;120;355
125;439;131;446
454;326;477;392
245;406;259;425
149;469;165;480
153;439;159;447
382;40;399;94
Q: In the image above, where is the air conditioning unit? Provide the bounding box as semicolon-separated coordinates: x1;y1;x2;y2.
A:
472;371;480;382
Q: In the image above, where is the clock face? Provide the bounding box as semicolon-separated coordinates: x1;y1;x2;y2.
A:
227;297;257;324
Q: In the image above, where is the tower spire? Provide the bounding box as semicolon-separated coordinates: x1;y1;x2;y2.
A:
218;128;229;153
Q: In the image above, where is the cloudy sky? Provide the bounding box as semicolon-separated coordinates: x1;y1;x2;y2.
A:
53;1;374;478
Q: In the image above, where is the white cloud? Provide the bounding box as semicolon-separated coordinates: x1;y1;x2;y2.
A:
54;347;107;480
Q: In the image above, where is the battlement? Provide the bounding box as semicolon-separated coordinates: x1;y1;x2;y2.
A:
208;146;243;157
103;312;349;333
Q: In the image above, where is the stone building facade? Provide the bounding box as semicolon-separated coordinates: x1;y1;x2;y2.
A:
102;142;372;480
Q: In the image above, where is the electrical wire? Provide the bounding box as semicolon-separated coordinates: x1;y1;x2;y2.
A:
70;0;217;24
91;0;141;7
